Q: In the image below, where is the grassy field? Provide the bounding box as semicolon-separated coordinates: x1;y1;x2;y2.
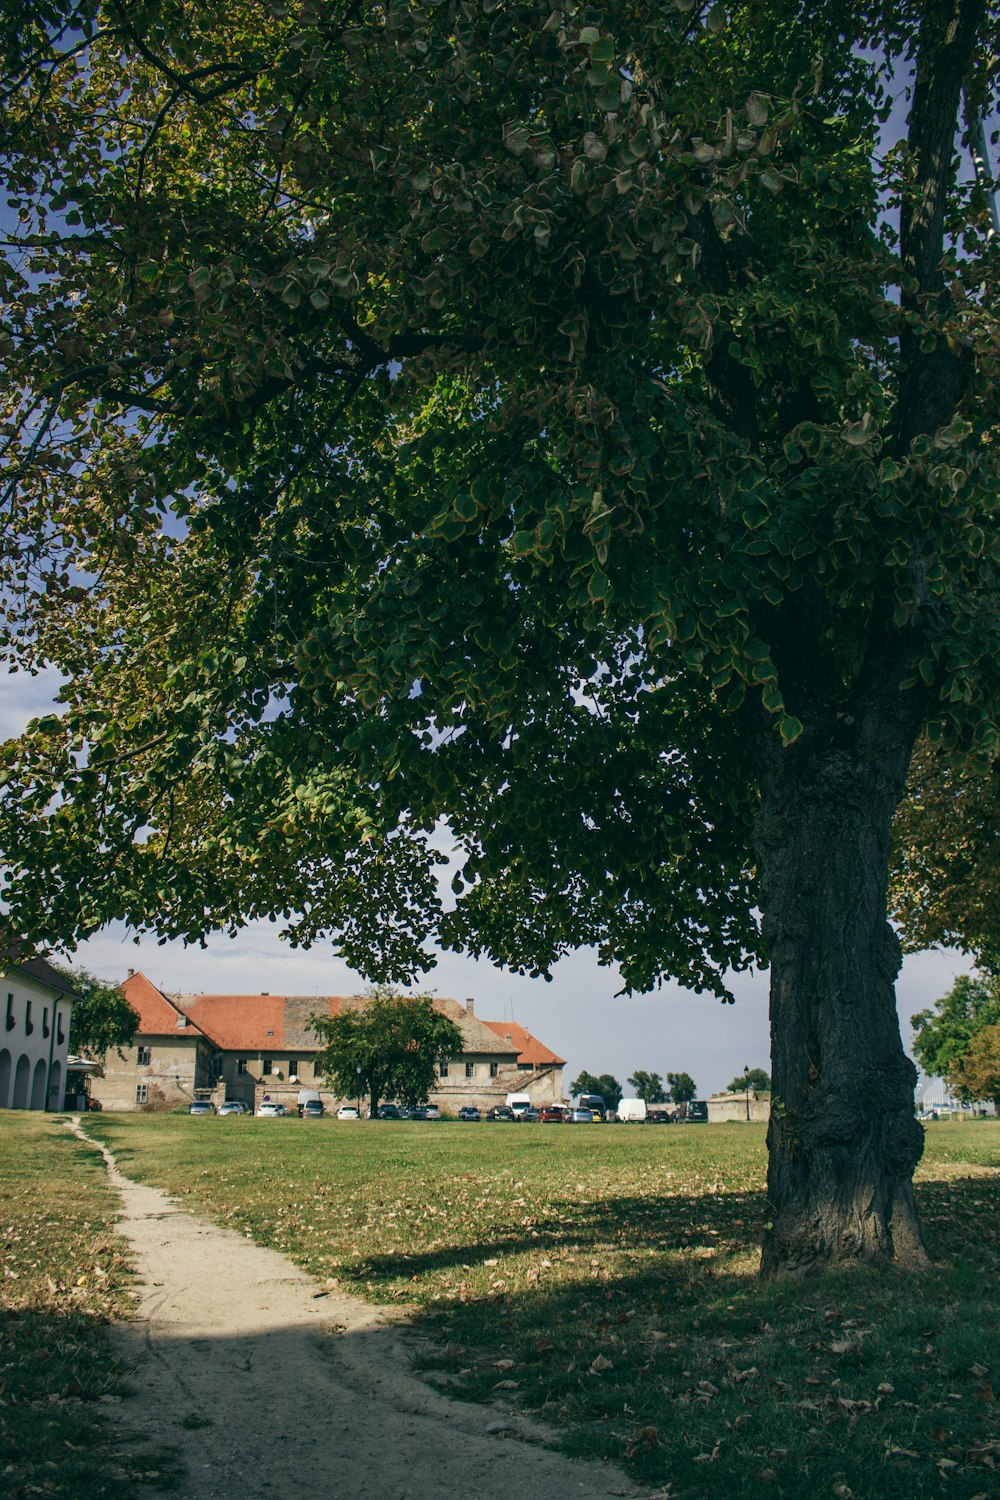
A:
0;1114;179;1500
69;1111;999;1500
4;1112;998;1499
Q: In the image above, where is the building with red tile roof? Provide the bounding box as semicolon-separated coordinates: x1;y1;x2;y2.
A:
92;973;565;1114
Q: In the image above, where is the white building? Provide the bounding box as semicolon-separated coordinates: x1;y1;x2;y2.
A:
0;948;76;1111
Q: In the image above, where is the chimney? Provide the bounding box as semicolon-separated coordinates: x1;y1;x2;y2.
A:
466;997;475;1014
127;968;134;978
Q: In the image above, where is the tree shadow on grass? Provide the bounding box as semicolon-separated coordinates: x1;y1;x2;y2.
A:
345;1185;767;1284
342;1176;1000;1500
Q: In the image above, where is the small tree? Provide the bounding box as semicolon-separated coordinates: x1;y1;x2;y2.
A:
312;989;463;1118
911;975;1000;1090
666;1072;697;1106
947;1026;1000;1116
571;1071;623;1113
54;964;139;1059
726;1068;771;1095
627;1070;666;1104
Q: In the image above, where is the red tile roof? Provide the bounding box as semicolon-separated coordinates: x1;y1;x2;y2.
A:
120;975;564;1067
121;972;206;1037
479;1019;565;1067
175;995;343;1051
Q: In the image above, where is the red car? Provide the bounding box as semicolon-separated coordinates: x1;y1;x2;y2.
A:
539;1106;565;1123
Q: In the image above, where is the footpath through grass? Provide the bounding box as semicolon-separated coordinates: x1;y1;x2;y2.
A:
78;1112;1000;1500
0;1113;178;1500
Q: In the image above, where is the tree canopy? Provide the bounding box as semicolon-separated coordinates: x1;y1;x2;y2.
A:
2;0;999;1273
911;972;1000;1090
55;963;139;1059
627;1069;667;1103
666;1071;698;1105
947;1023;1000;1113
311;989;462;1118
570;1071;623;1112
726;1067;771;1094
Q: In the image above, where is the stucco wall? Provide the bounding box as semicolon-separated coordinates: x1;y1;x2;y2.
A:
95;1035;206;1111
707;1091;771;1123
0;969;73;1111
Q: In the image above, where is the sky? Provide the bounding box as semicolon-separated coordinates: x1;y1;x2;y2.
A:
1;666;972;1101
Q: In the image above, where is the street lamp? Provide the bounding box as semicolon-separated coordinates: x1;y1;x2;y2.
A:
356;1064;363;1114
744;1065;751;1122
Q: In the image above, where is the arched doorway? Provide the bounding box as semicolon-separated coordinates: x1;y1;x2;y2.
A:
48;1059;62;1111
12;1054;30;1109
30;1059;47;1110
0;1049;10;1109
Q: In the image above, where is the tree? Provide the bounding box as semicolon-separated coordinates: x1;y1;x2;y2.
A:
911;974;1000;1097
726;1068;771;1095
53;964;139;1060
311;989;463;1119
666;1072;697;1106
627;1070;666;1104
1;2;999;1273
892;740;1000;974
947;1024;1000;1115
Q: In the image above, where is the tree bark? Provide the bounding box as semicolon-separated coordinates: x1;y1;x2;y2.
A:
754;695;931;1275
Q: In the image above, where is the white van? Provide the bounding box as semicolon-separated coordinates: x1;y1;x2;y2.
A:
616;1098;647;1123
505;1092;533;1117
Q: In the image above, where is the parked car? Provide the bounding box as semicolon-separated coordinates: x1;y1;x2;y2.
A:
458;1106;481;1121
377;1103;404;1119
488;1105;515;1121
679;1100;708;1123
646;1109;672;1124
256;1101;286;1116
568;1107;595;1123
539;1106;565;1123
577;1093;607;1119
188;1099;215;1115
300;1099;325;1118
336;1105;360;1120
422;1104;441;1119
218;1100;250;1116
521;1107;540;1122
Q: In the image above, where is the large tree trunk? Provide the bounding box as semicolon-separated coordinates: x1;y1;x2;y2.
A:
754;699;931;1276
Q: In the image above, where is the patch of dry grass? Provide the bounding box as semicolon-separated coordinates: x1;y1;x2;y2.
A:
0;1113;177;1499
81;1114;1000;1499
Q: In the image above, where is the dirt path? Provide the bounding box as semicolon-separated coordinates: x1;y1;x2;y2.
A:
70;1119;641;1500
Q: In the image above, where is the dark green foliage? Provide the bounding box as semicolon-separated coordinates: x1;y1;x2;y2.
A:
666;1071;697;1104
912;974;1000;1096
627;1069;667;1103
52;964;139;1059
726;1067;771;1094
311;988;463;1117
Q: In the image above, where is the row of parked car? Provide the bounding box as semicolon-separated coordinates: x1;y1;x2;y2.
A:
189;1098;709;1122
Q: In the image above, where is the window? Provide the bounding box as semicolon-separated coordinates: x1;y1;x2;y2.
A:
261;1058;272;1076
490;1062;499;1079
438;1061;450;1078
237;1059;248;1075
287;1058;298;1077
24;1000;33;1036
4;994;13;1032
465;1062;475;1079
135;1083;148;1104
42;1007;50;1039
137;1046;151;1066
517;1062;532;1071
57;1014;65;1044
